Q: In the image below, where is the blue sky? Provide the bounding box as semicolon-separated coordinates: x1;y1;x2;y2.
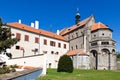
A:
0;0;120;52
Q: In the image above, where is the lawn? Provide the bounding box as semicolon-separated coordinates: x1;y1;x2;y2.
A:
37;69;120;80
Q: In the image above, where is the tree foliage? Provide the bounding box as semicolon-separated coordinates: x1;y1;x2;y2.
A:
117;52;120;58
57;55;73;73
0;17;19;53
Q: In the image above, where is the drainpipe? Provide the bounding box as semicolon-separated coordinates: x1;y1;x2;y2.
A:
23;49;25;57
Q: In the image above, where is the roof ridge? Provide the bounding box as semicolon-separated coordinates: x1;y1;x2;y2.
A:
60;15;94;35
91;22;109;31
77;15;93;24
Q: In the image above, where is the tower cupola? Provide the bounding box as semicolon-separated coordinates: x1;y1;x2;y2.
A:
75;8;80;24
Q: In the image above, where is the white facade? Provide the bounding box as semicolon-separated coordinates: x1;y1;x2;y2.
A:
40;35;69;68
5;22;69;69
10;27;40;58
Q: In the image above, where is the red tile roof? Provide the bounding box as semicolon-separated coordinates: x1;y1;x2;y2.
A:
7;22;67;41
60;15;93;35
66;49;87;56
91;22;108;31
59;16;111;35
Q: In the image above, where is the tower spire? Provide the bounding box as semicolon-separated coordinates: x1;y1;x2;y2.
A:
77;8;79;12
75;8;80;24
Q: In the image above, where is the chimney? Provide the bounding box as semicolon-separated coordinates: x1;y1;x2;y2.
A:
56;30;60;35
31;22;34;27
18;19;21;23
35;20;39;29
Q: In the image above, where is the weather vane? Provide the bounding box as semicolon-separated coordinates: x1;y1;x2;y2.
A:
77;8;79;12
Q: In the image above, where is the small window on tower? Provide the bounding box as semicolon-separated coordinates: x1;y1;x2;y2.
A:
109;34;111;36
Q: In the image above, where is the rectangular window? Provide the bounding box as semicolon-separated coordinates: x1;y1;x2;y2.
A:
25;35;29;41
101;42;109;45
16;46;20;49
50;41;56;47
44;39;47;45
91;42;97;46
58;43;61;48
35;37;39;43
16;33;21;39
64;44;66;49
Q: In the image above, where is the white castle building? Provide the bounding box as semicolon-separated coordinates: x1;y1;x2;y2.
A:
4;20;69;69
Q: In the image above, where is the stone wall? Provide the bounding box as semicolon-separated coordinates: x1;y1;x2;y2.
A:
117;61;120;70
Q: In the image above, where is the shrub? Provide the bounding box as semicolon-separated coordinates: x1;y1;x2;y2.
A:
57;55;73;73
0;65;17;74
11;68;16;72
0;66;10;74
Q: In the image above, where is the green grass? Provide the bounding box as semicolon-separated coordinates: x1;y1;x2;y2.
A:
37;69;120;80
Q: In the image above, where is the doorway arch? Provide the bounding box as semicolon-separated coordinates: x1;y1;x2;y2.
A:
101;48;110;70
90;50;98;70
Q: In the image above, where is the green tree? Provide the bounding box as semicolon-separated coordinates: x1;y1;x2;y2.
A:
0;17;19;54
117;52;120;61
57;55;73;73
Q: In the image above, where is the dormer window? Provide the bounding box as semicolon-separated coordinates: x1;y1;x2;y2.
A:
109;34;111;36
